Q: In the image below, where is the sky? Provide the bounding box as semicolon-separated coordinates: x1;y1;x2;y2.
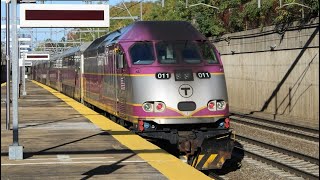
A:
1;0;157;49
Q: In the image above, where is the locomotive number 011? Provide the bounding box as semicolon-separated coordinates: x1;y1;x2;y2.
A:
197;72;211;79
156;72;171;79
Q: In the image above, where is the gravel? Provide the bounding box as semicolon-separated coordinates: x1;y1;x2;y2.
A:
231;122;319;158
223;157;304;180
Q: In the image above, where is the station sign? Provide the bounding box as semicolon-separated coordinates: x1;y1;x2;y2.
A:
20;4;110;28
3;38;31;41
19;38;31;42
20;49;29;53
25;53;50;60
20;44;30;48
19;59;32;67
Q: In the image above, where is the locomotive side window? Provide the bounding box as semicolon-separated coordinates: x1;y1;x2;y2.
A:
116;53;124;69
199;42;219;64
130;42;154;65
115;47;127;69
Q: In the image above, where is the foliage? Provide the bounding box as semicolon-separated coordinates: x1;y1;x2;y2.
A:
34;0;319;51
275;0;319;26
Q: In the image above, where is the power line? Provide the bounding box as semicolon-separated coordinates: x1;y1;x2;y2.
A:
112;0;143;19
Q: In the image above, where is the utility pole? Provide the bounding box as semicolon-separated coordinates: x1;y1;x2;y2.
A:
9;0;24;160
6;0;10;130
140;0;143;21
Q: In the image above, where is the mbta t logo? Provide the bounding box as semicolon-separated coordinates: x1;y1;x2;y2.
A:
179;84;193;98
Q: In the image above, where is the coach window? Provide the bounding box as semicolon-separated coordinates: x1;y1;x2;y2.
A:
69;56;75;66
130;42;155;65
74;55;80;68
62;57;68;67
199;42;219;64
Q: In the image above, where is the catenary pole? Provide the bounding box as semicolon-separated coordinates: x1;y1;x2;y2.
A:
6;0;10;130
9;0;23;160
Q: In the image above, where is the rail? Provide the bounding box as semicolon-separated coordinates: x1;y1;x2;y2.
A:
230;112;319;142
235;135;319;180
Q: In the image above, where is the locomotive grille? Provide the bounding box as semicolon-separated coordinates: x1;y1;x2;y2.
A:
178;101;196;111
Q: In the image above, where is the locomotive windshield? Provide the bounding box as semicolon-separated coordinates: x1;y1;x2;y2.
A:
198;41;219;64
156;42;177;64
156;41;201;64
155;41;219;65
130;42;155;65
129;40;219;65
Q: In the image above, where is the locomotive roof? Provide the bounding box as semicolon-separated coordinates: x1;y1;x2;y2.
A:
119;21;206;41
85;21;206;53
52;42;92;60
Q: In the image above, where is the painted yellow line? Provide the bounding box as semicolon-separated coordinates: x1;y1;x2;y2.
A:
210;73;224;75
83;72;154;77
31;80;211;180
1;82;6;87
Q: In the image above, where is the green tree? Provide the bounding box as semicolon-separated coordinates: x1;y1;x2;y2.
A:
32;0;318;51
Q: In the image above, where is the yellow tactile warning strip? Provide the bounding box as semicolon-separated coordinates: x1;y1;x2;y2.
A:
1;82;6;87
32;80;211;180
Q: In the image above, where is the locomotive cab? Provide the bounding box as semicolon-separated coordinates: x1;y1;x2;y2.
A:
120;39;234;170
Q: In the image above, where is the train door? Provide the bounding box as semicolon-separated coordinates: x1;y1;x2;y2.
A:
115;47;127;121
97;46;105;105
111;47;118;116
80;52;84;103
74;52;81;101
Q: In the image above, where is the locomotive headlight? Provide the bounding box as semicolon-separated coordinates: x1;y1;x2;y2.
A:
142;102;154;112
154;101;166;112
216;100;226;110
207;100;216;111
142;102;166;112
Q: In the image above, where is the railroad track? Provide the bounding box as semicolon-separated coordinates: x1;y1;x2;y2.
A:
235;135;319;180
230;112;319;142
207;172;226;180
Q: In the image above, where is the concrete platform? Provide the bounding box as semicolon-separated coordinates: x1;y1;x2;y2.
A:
1;80;210;179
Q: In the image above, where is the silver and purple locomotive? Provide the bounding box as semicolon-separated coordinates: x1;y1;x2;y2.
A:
33;21;234;170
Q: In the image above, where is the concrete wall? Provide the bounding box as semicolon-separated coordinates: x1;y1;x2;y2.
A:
214;18;319;126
